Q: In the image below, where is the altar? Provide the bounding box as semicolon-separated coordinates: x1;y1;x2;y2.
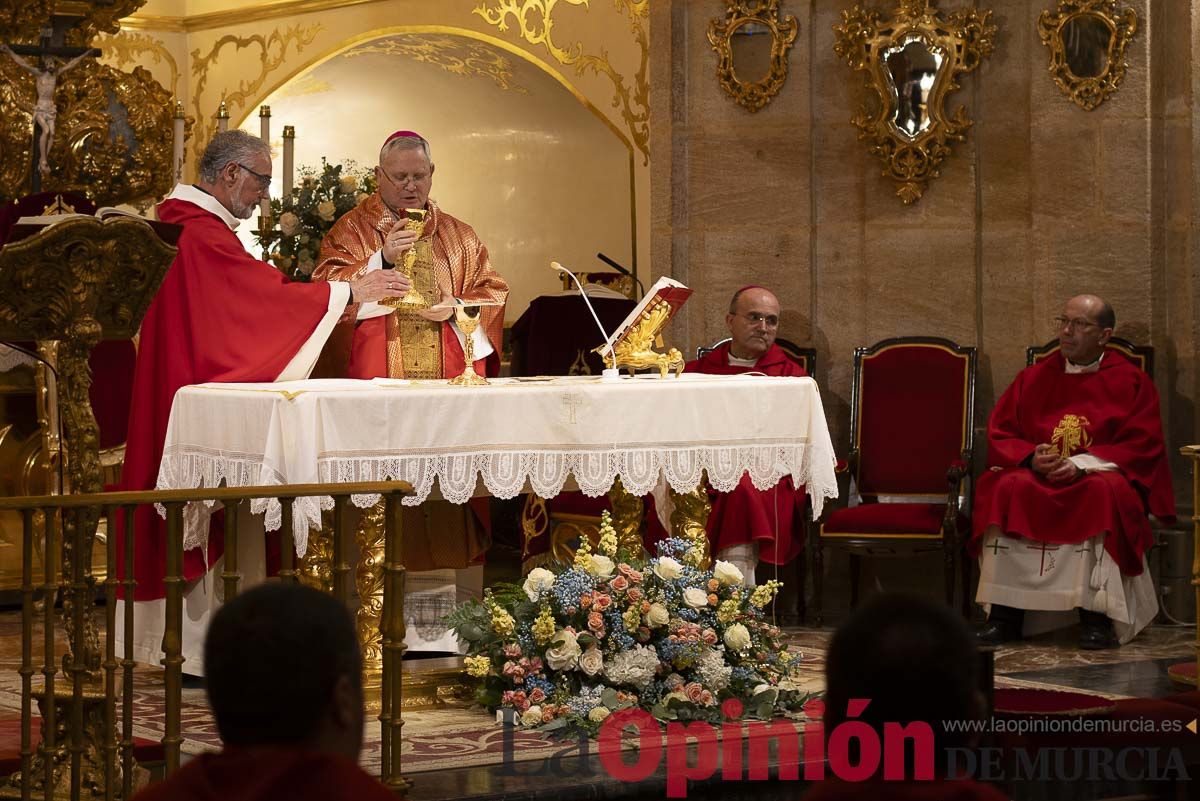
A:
142;372;838;670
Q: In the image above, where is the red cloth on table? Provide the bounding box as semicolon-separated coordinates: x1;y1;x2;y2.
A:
969;350;1175;576
509;294;636;376
130;748;396;801
117;196;340;601
683;342;808;564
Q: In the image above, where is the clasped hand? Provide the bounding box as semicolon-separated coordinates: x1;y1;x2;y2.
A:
1031;443;1082;484
382;220;419;265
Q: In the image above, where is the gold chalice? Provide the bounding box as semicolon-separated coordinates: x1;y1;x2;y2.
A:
381;208;428;309
448;304;489;386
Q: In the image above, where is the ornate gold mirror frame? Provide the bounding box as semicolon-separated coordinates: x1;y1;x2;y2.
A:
1037;0;1137;111
708;0;798;113
834;0;996;204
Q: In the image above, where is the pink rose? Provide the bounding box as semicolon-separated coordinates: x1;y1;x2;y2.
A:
593;594;613;611
626;587;643;604
610;576;629;593
529;687;546;704
701;629;718;646
588;611;605;631
503;644;522;658
685;683;704;703
542;707;555;723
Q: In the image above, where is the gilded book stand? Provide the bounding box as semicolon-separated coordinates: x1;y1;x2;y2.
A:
0;215;176;798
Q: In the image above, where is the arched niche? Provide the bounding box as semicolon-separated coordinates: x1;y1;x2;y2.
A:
240;28;636;324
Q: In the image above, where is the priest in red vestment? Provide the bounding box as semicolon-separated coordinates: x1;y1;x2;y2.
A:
972;295;1175;649
132;584;397;801
313;130;508;381
117;130;407;669
682;286;808;587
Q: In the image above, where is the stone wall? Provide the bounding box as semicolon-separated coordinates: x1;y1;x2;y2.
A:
651;0;1197;504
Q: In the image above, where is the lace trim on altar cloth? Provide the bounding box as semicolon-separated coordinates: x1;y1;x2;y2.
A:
0;345;36;373
158;443;838;559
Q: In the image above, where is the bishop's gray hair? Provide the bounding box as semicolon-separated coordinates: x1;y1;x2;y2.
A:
198;130;271;183
379;133;432;165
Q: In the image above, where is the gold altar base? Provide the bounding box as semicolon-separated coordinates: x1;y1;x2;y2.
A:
0;683;134;801
362;656;472;714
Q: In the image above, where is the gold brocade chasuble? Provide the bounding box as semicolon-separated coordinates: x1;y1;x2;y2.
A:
313;193;508;379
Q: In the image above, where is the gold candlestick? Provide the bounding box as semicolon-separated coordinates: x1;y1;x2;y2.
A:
381;208;428;309
448;305;489;386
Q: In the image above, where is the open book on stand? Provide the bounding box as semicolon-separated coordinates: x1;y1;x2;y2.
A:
7;206;181;246
595;276;693;377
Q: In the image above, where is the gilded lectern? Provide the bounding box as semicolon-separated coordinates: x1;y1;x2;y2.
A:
0;216;176;797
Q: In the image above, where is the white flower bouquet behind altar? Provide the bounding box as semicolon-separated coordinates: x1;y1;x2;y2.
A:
445;512;817;735
254;159;376;282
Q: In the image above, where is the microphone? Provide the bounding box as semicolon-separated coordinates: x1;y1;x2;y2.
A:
550;261;621;383
596;252;645;298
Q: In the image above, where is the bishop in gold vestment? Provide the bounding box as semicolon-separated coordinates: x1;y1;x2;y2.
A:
312;132;507;578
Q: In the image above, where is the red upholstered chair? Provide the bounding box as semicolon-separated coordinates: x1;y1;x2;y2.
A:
815;337;977;625
1026;335;1153;372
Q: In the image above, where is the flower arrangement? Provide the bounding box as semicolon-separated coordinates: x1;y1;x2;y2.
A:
446;512;813;734
254;159;377;282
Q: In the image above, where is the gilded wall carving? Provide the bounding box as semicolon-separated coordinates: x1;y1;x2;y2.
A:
0;58;182;205
189;24;323;164
0;0;144;44
474;0;649;162
96;30;182;98
344;35;530;93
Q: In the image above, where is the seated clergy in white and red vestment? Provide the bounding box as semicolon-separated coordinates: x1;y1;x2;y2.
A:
971;294;1175;650
312;130;509;650
682;285;807;586
116;130;412;672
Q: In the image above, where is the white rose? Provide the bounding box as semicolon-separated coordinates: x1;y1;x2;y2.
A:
521;706;543;726
278;211;300;236
645;603;670;628
579;647;604;677
316;200;336;221
544;629;581;671
339;174;358;194
588;554;615;579
523;567;556;601
713;560;744;586
588;706;611;723
653;556;683;581
683;587;710;608
724;623;751;652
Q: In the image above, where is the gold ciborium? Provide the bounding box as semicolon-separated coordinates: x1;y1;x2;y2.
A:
448;304;489;386
381;208;428;309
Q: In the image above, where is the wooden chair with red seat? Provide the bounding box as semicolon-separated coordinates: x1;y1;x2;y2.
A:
814;336;977;626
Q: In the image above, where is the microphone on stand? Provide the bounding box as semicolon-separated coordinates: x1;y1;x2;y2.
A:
551;261;621;383
596;252;645;299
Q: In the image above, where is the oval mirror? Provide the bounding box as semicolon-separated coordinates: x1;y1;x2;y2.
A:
730;20;773;86
884;38;945;140
1061;14;1112;78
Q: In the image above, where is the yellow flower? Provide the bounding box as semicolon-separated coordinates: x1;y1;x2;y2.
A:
622;606;640;632
532;606;556;645
717;599;740;624
573;536;593;572
749;580;783;609
489;604;516;637
597;511;618;557
464;655;491;677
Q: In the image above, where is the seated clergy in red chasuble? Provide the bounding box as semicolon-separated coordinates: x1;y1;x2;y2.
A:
972;295;1175;650
682;286;807;586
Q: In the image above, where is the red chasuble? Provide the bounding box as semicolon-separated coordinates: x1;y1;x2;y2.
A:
970;350;1175;576
683;342;808;564
118;196;342;600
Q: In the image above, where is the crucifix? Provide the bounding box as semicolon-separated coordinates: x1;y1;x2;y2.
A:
2;20;100;192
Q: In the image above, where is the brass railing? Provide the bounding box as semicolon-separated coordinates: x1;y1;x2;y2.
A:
0;480;414;800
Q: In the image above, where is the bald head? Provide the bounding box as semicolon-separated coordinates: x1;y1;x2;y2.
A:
725;286;781;360
1057;294;1114;365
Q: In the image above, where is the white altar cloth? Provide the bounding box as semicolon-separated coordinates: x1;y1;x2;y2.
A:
156;373;838;555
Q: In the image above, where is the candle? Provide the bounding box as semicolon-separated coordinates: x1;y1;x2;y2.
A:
282;125;295;205
258;105;272;226
216;100;229;133
172;100;185;183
